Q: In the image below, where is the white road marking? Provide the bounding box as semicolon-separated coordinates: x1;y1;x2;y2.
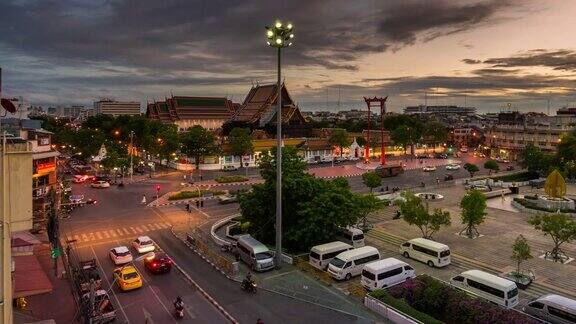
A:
73;235;81;242
109;230;117;237
102;231;110;239
129;227;136;234
153;223;163;230
141;225;150;231
96;232;103;240
135;226;143;233
119;229;127;235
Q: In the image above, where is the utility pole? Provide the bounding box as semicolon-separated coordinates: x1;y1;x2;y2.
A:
129;131;134;182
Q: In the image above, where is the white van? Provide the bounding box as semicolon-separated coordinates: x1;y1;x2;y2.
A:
327;246;380;280
236;235;275;272
309;241;353;271
523;294;576;324
399;238;451;267
450;270;519;308
339;227;365;248
361;258;415;291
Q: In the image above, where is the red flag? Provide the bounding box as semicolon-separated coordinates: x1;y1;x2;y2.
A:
1;98;16;113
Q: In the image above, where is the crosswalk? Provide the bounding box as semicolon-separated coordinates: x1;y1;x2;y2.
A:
67;221;172;243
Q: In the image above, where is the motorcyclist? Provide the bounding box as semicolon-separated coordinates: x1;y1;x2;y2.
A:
174;296;184;310
242;272;255;290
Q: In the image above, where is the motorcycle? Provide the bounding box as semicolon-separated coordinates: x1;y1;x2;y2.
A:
174;301;184;319
241;278;257;293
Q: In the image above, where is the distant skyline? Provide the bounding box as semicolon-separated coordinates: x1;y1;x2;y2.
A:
2;0;576;113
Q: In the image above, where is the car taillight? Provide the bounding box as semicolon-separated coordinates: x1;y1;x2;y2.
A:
152;262;158;267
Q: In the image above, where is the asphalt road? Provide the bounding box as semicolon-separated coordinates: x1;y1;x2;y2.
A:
61;173;364;323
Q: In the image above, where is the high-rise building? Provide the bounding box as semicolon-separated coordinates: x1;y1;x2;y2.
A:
404;105;477;115
94;99;141;116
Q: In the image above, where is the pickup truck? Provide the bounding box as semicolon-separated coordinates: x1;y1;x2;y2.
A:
81;289;116;324
77;259;102;294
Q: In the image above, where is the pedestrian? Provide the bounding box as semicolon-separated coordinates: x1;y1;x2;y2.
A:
436;178;440;184
200;175;203;181
385;185;389;192
186;203;190;212
141;194;147;204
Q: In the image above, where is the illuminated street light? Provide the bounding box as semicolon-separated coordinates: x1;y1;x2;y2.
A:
265;19;294;269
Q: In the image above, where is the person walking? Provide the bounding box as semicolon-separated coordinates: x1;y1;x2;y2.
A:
141;194;147;204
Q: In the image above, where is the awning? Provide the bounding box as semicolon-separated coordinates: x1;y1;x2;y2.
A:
13;255;52;298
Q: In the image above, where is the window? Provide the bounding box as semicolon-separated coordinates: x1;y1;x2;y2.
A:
238;244;250;255
467;279;504;298
378;267;403;280
548;306;576;322
353;234;364;241
404;266;414;271
440;250;451;258
343;262;352;269
342;232;352;240
323;249;348;260
412;244;438;257
452;276;464;282
507;288;518;299
309;252;320;260
528;302;544;310
355;254;379;265
402;242;411;247
362;270;375;280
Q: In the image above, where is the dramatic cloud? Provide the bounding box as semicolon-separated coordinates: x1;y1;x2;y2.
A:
483;49;576;71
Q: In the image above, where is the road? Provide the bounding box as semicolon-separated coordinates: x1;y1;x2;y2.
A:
61;174;362;323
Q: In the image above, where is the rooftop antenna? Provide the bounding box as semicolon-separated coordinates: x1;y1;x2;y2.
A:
547;91;550;116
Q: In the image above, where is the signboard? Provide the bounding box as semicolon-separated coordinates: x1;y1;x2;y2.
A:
51;247;61;259
242;155;251;163
39;137;50;146
35;161;56;174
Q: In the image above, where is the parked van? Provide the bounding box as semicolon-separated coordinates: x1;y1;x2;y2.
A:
236;235;275;272
361;258;415;291
327;246;380;280
309;241;353;271
450;270;519;308
523;294;576;324
399;238;451;267
338;227;365;248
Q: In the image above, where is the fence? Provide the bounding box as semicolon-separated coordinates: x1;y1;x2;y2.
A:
187;229;237;276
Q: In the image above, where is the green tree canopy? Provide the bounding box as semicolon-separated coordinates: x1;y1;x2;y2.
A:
239;147;384;252
355;136;367;147
483;160;499;174
328;129;352;157
362;172;382;193
464;163;479;177
423;121;448;145
511;234;532;275
529;213;576;262
459;190;487;238
228;127;253;164
180;126;219;169
397;191;451;239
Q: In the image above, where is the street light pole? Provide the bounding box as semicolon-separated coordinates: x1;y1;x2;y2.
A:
266;20;293;268
129;131;134;182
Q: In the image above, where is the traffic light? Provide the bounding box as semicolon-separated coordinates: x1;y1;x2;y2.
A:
155;185;160;192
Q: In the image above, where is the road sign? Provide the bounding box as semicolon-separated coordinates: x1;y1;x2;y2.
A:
51;247;61;259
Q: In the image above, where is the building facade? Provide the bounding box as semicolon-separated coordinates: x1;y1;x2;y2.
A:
94;100;141;116
486;114;576;160
404;105;477;116
146;96;234;131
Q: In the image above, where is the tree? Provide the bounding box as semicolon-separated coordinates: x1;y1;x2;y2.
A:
459;190;487;238
328;129;352;157
397;191;451;240
239;147;385;252
362;172;381;193
180;126;219;170
154;124;180;165
484;160;499;175
355;194;387;231
355;136;367;147
511;234;532;276
528;213;576;262
423;121;448;149
464;163;479;177
521;144;545;173
228;127;253;167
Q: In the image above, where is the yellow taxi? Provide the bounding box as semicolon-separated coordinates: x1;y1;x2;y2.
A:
113;265;143;291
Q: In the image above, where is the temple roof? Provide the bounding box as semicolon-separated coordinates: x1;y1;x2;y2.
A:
146;96;234;123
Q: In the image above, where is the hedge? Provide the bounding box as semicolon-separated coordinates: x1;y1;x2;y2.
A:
369;289;443;324
513;197;576;213
387;276;539;324
168;189;226;201
490;171;539;183
215;175;249;183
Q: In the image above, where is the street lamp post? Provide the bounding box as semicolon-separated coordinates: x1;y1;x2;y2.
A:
266;20;294;268
129;131;134;182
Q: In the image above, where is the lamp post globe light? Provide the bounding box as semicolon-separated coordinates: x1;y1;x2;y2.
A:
266;20;293;268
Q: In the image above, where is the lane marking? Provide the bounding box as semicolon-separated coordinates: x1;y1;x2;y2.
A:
123;228;130;235
96;232;103;240
89;245;130;324
102;231;110;239
141;225;150;231
129;227;137;234
135;226;143;233
118;229;125;236
81;234;89;242
153;223;163;230
109;230;117;237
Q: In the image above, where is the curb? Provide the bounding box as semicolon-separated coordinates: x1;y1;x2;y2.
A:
148;195;218;207
167;226;239;324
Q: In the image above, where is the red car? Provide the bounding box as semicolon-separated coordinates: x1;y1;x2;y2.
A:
144;252;173;273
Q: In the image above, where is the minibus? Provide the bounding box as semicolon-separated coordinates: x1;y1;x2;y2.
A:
361;258;415;291
450;270;519;308
523;294;576;324
338;227;365;248
327;246;380;280
399;238;451;267
236;235;275;272
309;241;353;271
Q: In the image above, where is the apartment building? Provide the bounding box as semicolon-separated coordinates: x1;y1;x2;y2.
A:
486;113;576;160
94;99;141;116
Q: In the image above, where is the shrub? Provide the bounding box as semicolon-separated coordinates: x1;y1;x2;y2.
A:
369;289;443;324
386;276;538;324
168;189;226;200
514;198;576;213
491;171;539;183
523;195;538;200
215;175;249;183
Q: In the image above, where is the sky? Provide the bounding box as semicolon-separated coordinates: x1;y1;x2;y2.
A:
1;0;576;113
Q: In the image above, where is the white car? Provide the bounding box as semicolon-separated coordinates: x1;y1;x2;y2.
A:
132;236;155;254
465;184;490;192
91;181;110;188
422;166;437;172
109;246;133;265
445;164;461;170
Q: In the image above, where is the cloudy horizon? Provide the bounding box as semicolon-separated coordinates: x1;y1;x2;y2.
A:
2;0;576;113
